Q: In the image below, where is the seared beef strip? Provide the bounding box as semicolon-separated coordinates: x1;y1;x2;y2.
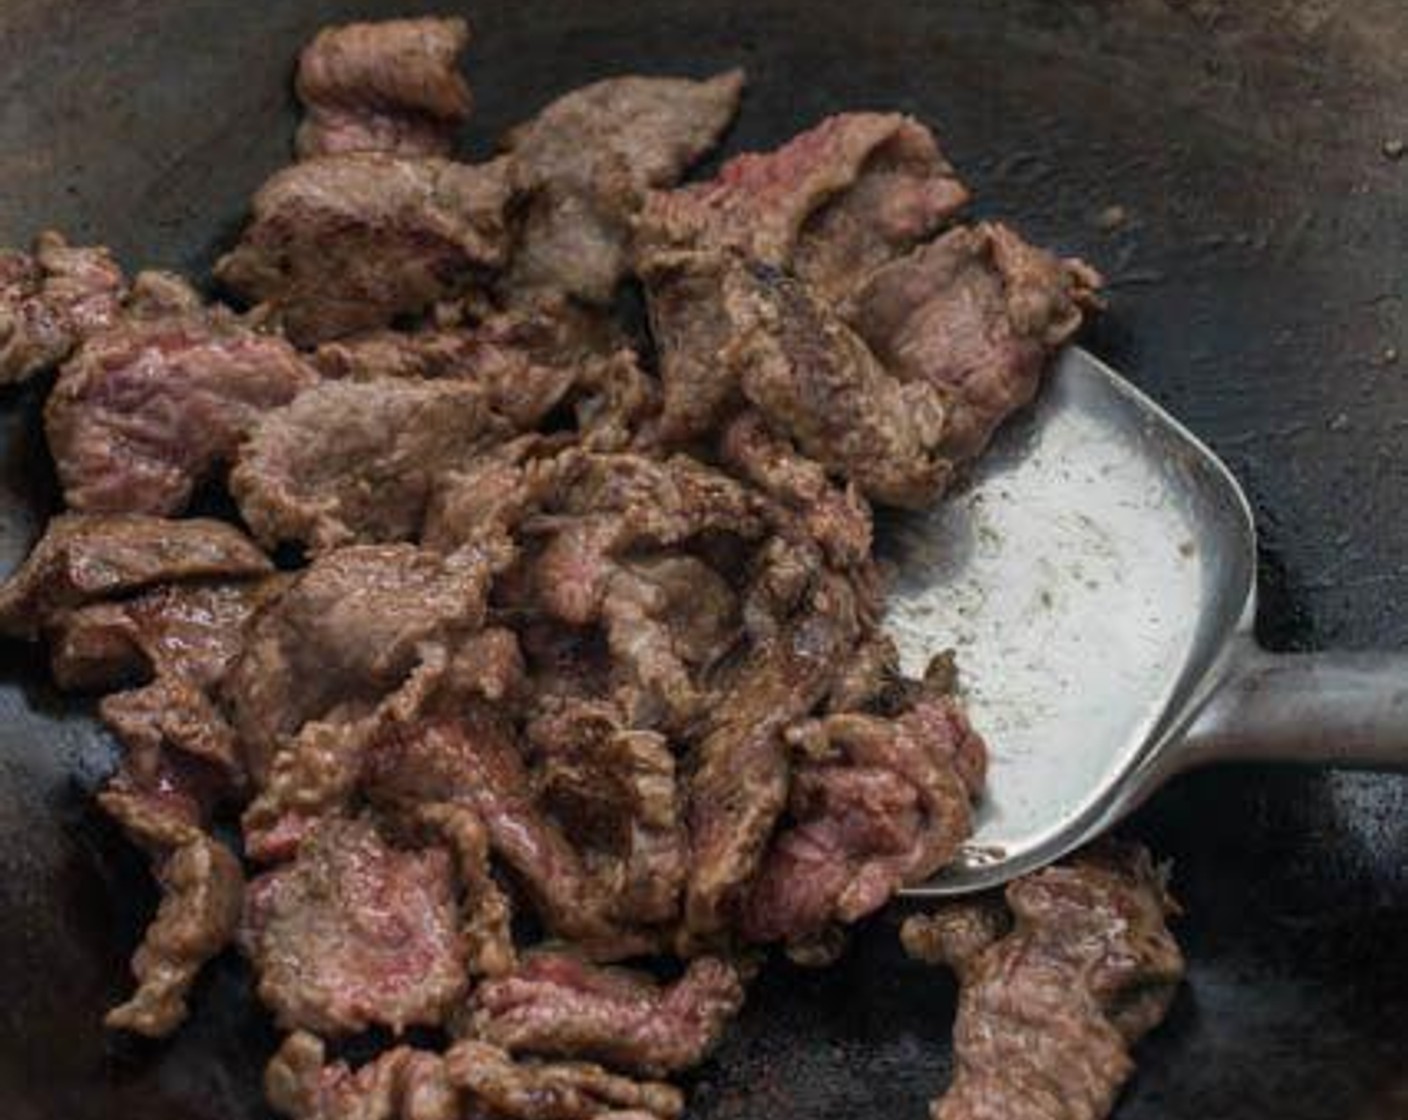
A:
296;17;473;159
741;695;985;948
683;540;863;943
267;1032;684;1120
902;843;1185;1120
365;712;656;958
242;816;467;1035
637;113;967;441
416;802;518;979
529;699;687;925
719;411;873;571
0;514;271;639
215;153;512;345
466;952;746;1077
103;829;244;1037
846;222;1103;463
722;263;952;508
45;300;317;515
506;70;745;304
221;544;492;782
0;231;126;385
48;578;284;692
231;377;511;552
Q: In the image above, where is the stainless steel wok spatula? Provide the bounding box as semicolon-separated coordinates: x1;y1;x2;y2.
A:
885;347;1408;896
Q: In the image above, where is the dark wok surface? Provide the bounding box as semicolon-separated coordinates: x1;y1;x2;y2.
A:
1;1;1406;1117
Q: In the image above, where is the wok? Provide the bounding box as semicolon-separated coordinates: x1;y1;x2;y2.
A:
0;1;1405;1117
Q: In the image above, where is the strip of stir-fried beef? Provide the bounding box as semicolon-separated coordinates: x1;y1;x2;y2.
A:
505;70;744;304
215;153;512;345
845;222;1103;463
221;544;492;783
267;1031;684;1120
722;262;952;508
231;377;511;552
0;231;127;385
528;699;687;925
242;816;466;1035
45;289;318;516
466;952;745;1077
415;802;517;979
683;538;864;944
365;711;656;959
0;513;271;639
295;17;473;159
47;577;285;693
741;693;985;950
242;625;528;866
636;113;967;441
98;749;243;1037
719;411;873;572
901;843;1185;1120
422;435;560;557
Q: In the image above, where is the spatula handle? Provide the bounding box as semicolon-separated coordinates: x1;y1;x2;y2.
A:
1175;646;1408;771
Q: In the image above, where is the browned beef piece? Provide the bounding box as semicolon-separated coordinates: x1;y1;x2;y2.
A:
221;544;492;782
102;674;243;779
504;70;744;305
416;802;517;979
48;578;284;692
845;222;1103;463
684;541;863;943
242;817;467;1035
741;695;985;948
0;231;126;385
901;843;1185;1120
527;450;766;627
267;1032;683;1120
295;17;473;159
0;514;271;639
103;831;244;1037
445;1040;684;1120
231;377;510;552
637;113;967;441
365;713;654;958
98;753;243;1038
722;264;952;508
529;700;686;925
242;626;527;865
215;153;512;345
467;952;745;1077
422;435;559;557
719;411;873;570
45;308;317;516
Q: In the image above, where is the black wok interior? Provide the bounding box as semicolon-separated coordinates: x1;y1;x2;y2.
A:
0;1;1405;1116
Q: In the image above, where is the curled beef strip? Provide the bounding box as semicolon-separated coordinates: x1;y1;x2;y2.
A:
215;153;512;345
845;221;1103;463
0;231;126;385
722;262;952;508
416;802;517;979
506;70;745;304
529;699;687;926
45;295;318;516
901;843;1185;1120
365;712;656;958
98;754;243;1037
741;694;986;949
719;411;872;571
466;952;746;1077
231;377;511;552
0;513;271;639
267;1031;684;1120
221;544;492;783
684;540;863;943
296;17;473;159
637;112;967;441
241;816;467;1035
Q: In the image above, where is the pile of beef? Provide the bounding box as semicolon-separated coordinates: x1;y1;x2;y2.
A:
0;14;1182;1120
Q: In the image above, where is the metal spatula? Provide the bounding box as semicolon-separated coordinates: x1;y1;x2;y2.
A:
884;347;1408;896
